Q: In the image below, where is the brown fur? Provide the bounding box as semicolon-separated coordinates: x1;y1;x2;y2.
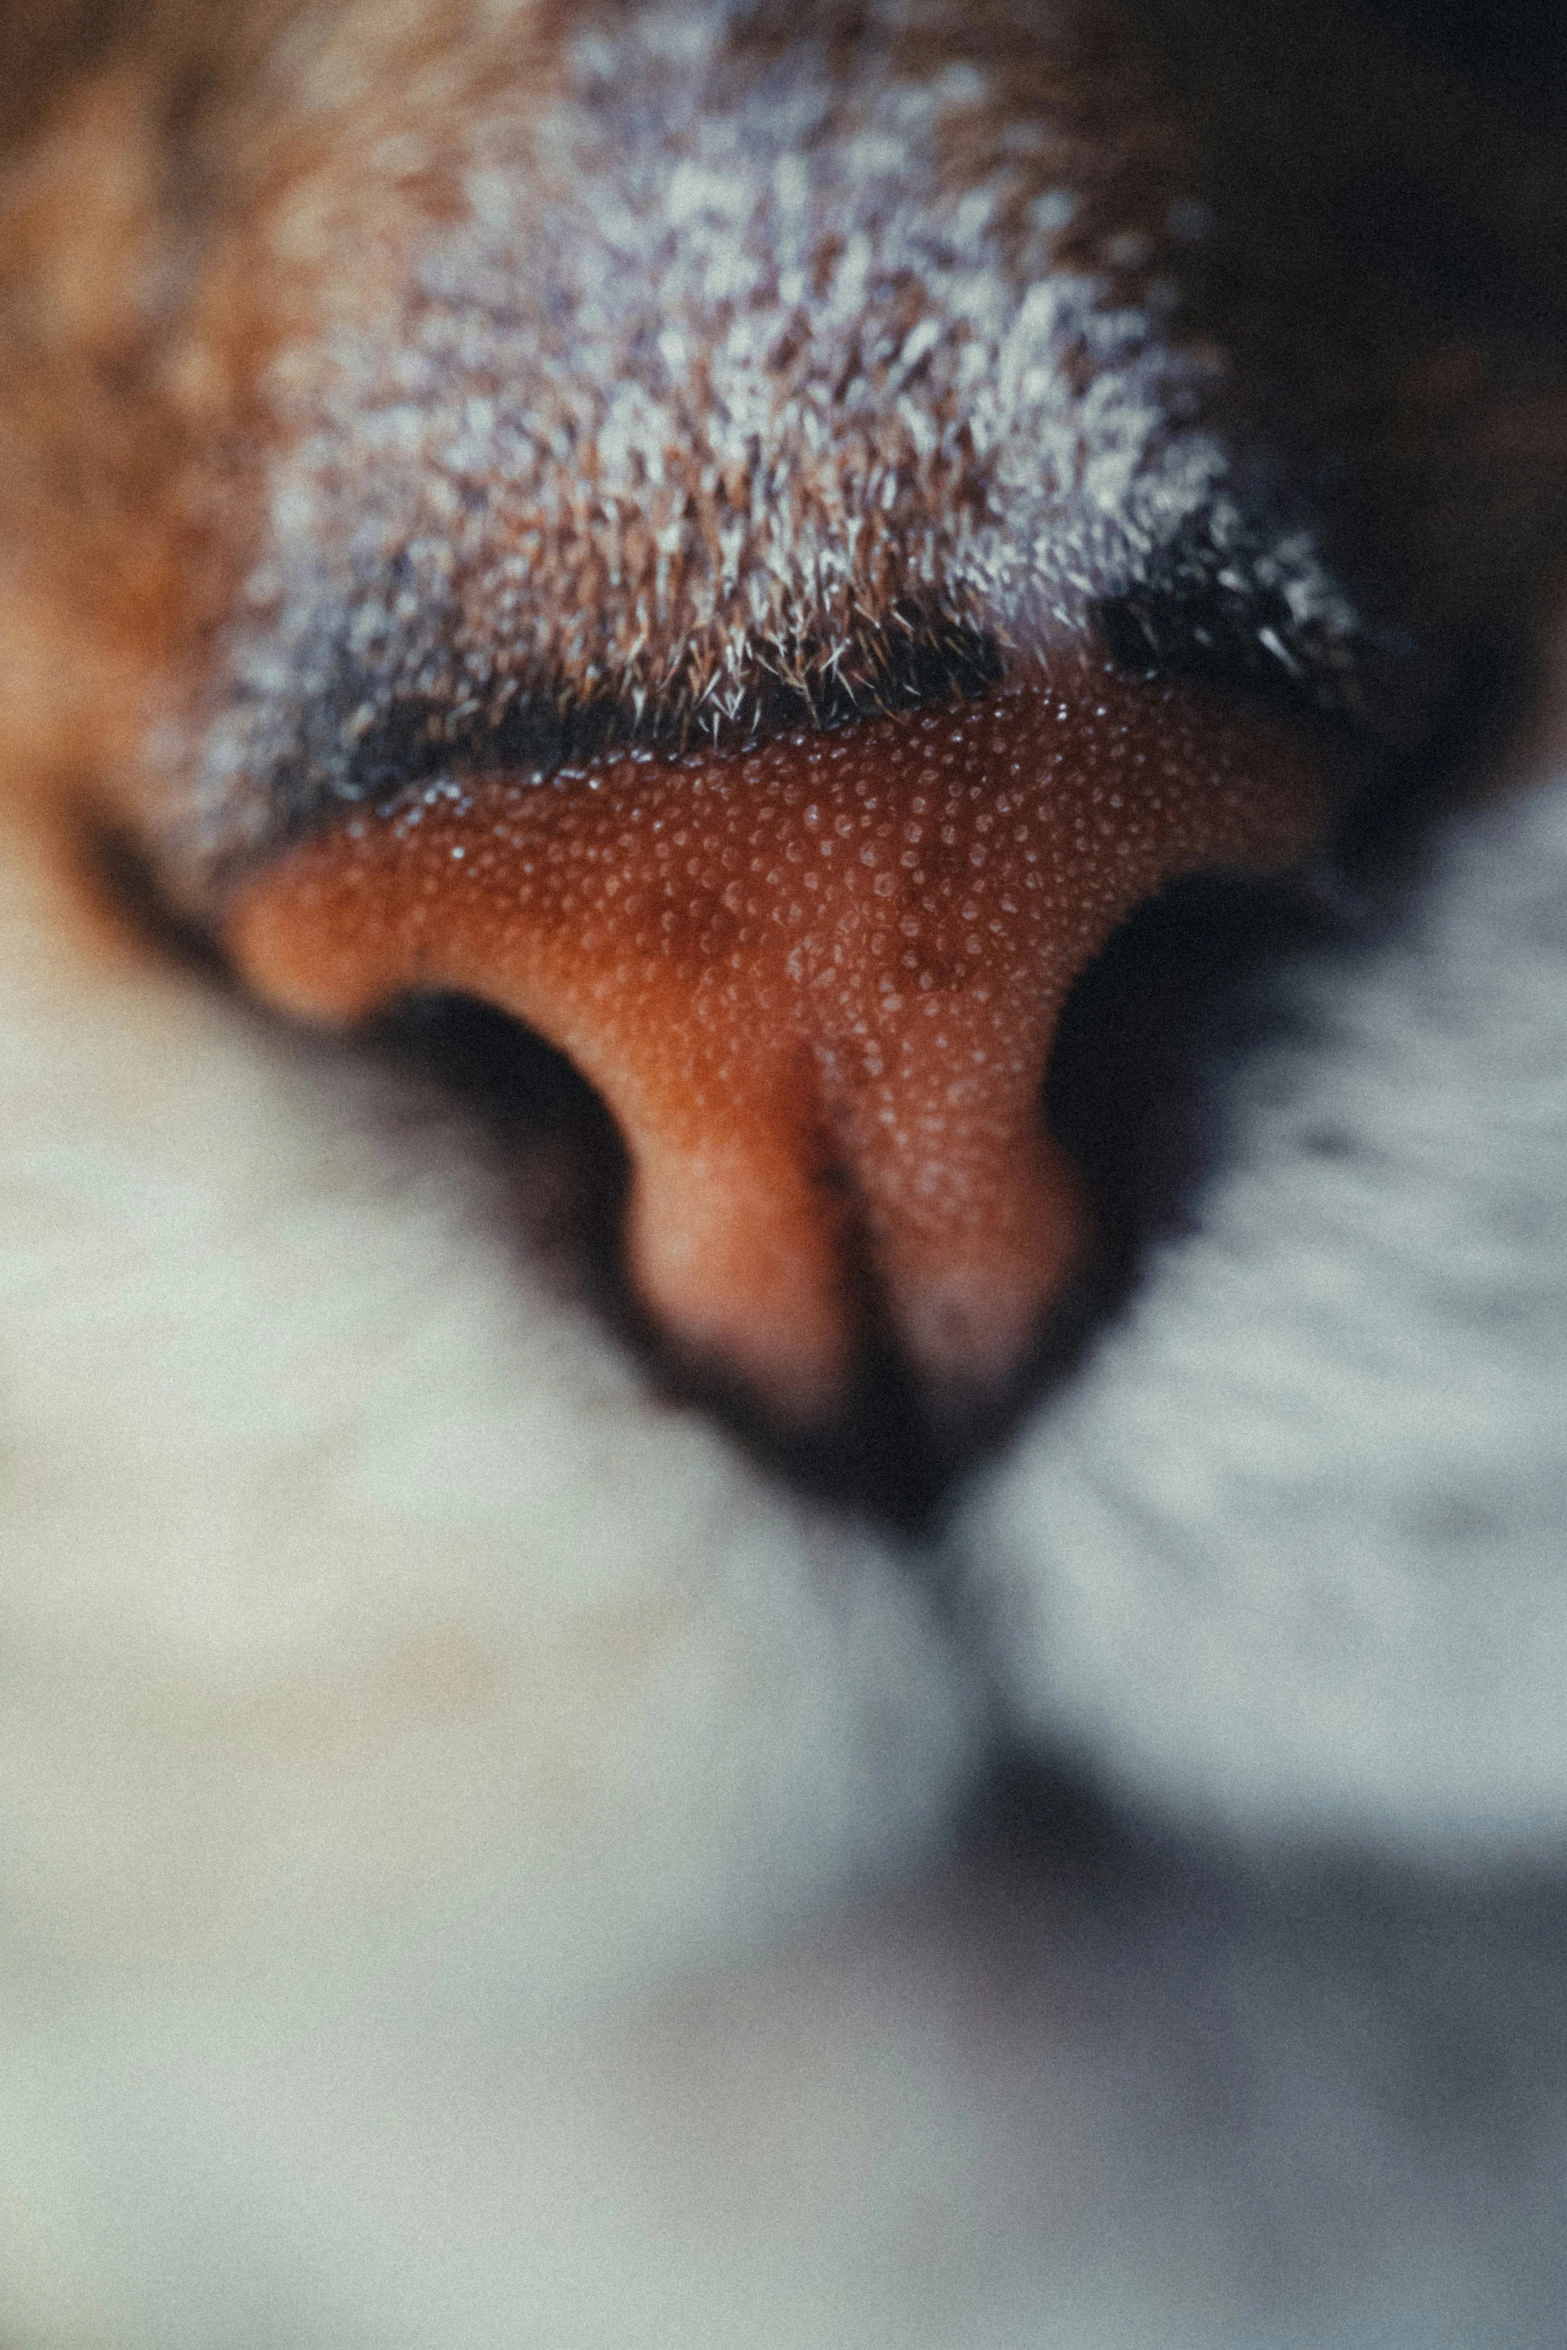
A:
6;0;1567;908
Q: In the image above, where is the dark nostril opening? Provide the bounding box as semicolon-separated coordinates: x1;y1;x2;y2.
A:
369;990;633;1316
378;991;621;1159
1047;865;1346;1306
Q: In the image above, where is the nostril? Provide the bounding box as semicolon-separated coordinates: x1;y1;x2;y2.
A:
1046;865;1350;1306
372;990;632;1298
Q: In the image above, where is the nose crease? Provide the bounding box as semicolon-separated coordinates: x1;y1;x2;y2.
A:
225;666;1333;1424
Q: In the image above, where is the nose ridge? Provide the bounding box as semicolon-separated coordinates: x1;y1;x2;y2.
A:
225;665;1331;1423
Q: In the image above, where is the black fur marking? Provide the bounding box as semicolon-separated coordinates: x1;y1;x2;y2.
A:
211;600;1004;872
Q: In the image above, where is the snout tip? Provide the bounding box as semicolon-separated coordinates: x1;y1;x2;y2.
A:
224;662;1335;1438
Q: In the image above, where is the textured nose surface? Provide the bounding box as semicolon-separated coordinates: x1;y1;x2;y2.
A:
227;666;1330;1419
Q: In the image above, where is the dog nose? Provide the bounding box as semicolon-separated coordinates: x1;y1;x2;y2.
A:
226;663;1332;1422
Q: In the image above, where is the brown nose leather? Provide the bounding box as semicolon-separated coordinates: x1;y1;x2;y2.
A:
227;665;1331;1419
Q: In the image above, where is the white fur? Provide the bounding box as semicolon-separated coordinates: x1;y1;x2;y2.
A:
959;771;1567;1856
0;824;984;2339
4;767;1567;2346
